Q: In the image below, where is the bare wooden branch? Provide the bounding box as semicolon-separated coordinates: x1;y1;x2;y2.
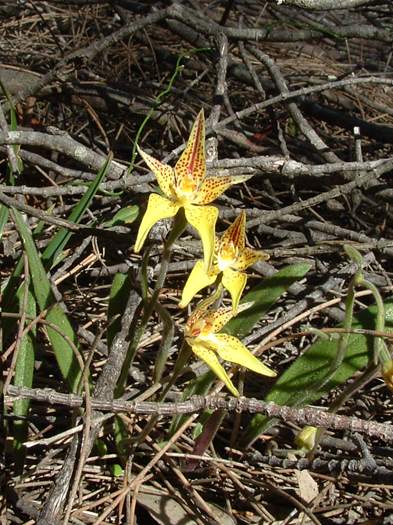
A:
6;385;393;443
277;0;374;9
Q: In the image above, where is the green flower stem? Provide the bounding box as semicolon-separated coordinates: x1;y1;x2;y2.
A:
294;248;387;452
360;279;389;364
115;211;187;396
153;301;174;385
308;271;358;402
326;272;358;381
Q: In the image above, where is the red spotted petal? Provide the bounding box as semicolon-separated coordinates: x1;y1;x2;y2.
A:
134;193;180;252
222;268;247;312
185;204;218;272
193;175;252;205
137;145;175;199
175;110;206;188
185;284;223;332
208;306;235;333
234;247;269;271
179;260;218;309
220;211;246;252
213;334;276;377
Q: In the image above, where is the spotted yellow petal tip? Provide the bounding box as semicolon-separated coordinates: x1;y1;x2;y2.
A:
175;109;206;187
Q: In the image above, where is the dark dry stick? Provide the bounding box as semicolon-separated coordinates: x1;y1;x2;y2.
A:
3;9;169;108
36;288;141;525
167;3;392;43
248;46;339;163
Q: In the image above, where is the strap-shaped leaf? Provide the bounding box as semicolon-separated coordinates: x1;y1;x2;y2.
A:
241;298;393;447
13;284;36;469
12;210;81;392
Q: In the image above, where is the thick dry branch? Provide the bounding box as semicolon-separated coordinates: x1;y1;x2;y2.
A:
6;385;393;443
167;4;392;42
248;159;393;228
0;130;125;180
276;0;375;9
209;157;391;180
214;76;393;132
2;157;389;200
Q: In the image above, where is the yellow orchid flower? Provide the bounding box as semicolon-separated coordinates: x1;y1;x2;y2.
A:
179;211;269;311
185;302;276;397
134;110;251;270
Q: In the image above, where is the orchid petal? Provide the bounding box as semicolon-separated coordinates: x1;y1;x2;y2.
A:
137;146;175;199
134;193;180;252
185;204;218;272
208;306;235;333
220;211;246;251
179;260;218;308
234;247;269;271
185;285;225;334
175;110;206;187
191;341;239;397
193;175;252;205
222;268;247;312
213;334;277;377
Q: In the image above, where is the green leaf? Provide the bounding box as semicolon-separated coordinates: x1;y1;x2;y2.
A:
0;80;18;242
13;284;36;469
113;415;130;462
223;263;311;338
41;154;112;269
110;464;124;477
0;206;9;243
12;210;81;392
102;205;139;228
241;298;393;447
